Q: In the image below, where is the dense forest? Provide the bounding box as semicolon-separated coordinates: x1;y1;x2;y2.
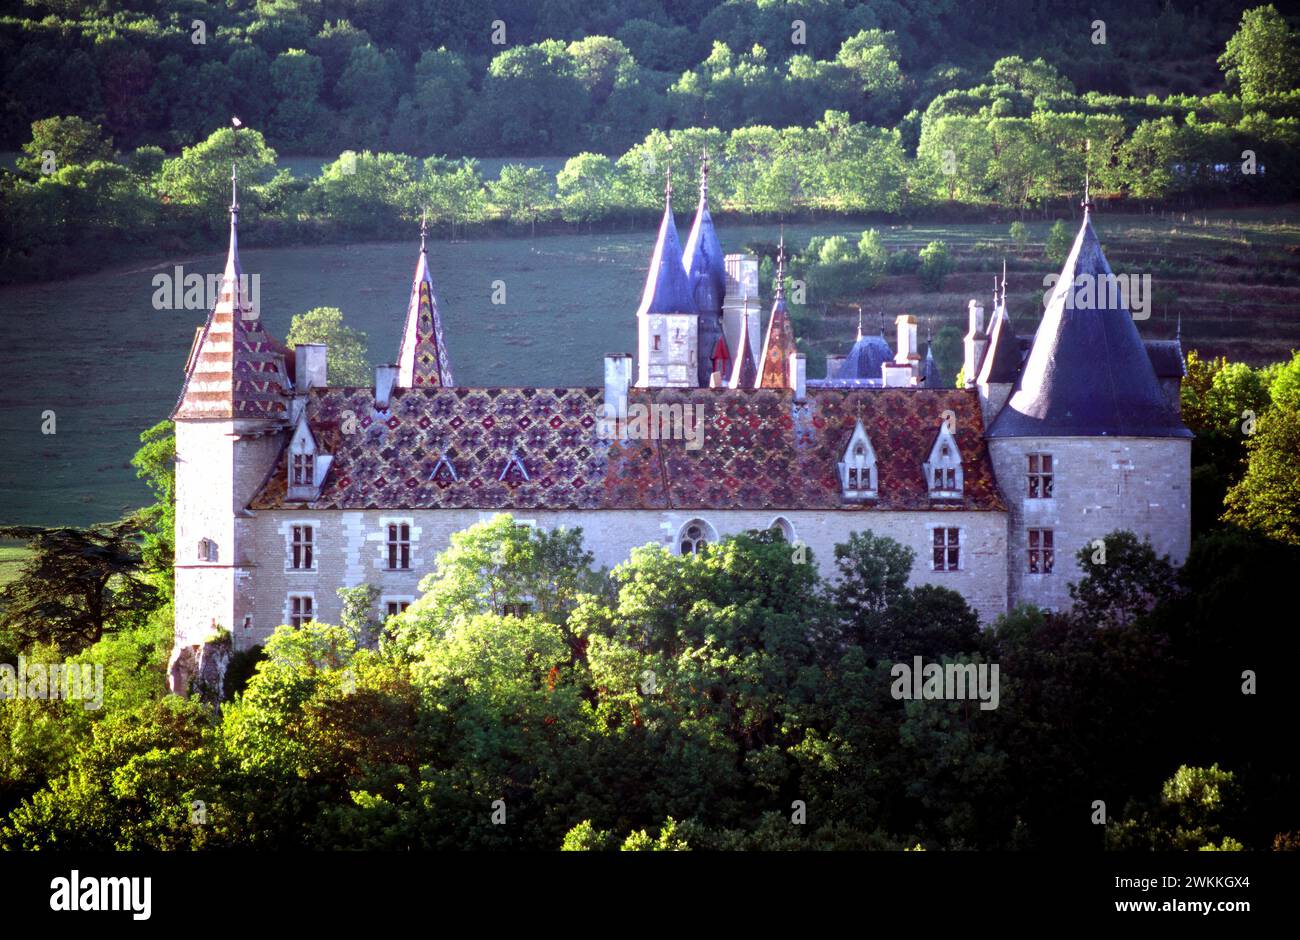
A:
2;2;1299;282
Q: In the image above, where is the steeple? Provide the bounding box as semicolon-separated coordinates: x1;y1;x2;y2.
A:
729;290;758;388
685;149;725;385
977;301;1019;385
397;211;455;388
757;236;797;388
636;170;695;318
174;148;289;420
988;210;1190;439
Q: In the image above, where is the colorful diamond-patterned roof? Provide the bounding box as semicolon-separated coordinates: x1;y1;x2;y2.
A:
397;242;454;388
247;386;1005;513
173;207;289;420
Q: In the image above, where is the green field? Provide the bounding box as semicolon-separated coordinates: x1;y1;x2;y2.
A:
0;546;30;588
2;207;1297;530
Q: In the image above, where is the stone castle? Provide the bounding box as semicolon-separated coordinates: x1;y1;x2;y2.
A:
168;159;1191;681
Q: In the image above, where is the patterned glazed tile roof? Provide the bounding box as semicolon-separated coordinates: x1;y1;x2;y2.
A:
248;386;1006;513
173;208;290;420
397;239;454;387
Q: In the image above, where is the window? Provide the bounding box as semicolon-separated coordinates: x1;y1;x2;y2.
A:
385;600;410;617
768;517;795;543
197;538;217;562
502;601;533;617
1028;528;1055;573
678;519;713;555
838;420;878;500
290;525;313;569
1027;454;1054;498
653;334;661;351
932;527;960;571
387;523;411;570
292;453;315;485
290;595;313;627
925;426;963;498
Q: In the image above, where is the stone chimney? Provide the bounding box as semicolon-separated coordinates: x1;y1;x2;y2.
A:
895;314;919;381
882;362;912;387
295;344;328;392
374;363;399;410
790;353;806;401
604;352;632;418
825;354;846;381
963;300;987;388
722;254;760;368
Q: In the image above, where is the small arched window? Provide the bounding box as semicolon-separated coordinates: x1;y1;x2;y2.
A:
769;517;795;543
678;519;715;555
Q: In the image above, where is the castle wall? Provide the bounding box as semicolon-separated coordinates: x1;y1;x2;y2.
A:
989;435;1192;614
238;507;1009;649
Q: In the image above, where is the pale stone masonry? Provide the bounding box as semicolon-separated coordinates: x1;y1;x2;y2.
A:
168;167;1191;680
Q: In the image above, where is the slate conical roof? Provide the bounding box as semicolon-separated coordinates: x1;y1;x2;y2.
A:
397;223;454;388
988;212;1190;438
977;302;1020;385
729;296;758;389
840;319;894;381
684;154;726;316
636;186;696;317
685;155;725;385
758;242;798;388
174;167;289;420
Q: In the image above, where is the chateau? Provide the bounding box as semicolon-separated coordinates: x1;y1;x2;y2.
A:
168;160;1191;681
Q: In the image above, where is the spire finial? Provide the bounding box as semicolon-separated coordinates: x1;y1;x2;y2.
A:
856;305;864;340
420;207;428;252
775;226;786;301
700;147;709;200
1001;258;1008;306
664;142;673;204
1176;311;1182;341
230;116;242;216
1082;139;1093;215
878;310;885;336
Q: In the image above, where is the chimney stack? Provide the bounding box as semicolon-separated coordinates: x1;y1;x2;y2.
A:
374;363;399;410
895;314;919;381
825;354;846;381
963;300;987;388
790;353;807;401
295;344;328;392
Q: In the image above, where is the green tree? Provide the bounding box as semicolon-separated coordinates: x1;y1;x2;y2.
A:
127;420;175;597
285;307;371;386
1223;351;1300;543
1009;221;1028;250
1044;219;1072;265
556;153;616;227
918;239;953;290
489;165;551;235
17;116;113;178
831;530;915;648
1106;764;1246;851
157;126;278;229
1219;5;1300;99
1068;531;1177;629
0;524;160;654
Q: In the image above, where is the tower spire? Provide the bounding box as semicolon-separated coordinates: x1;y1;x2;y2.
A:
1082;139;1094;216
856;305;864;341
420;207;428;253
397;216;455;388
774;227;786;301
700;147;709;200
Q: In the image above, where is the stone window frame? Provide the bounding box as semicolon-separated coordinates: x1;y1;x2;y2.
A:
287;521;318;572
924;424;964;499
1027;452;1055;499
287;593;315;628
1027;527;1055;574
677;518;717;556
382;595;414;619
931;525;962;572
768;516;796;542
385;521;412;571
197;538;217;562
838;420;878;501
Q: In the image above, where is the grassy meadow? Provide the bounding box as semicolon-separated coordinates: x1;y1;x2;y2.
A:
1;206;1296;529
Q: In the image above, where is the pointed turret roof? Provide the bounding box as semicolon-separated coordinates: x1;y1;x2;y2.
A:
729;293;758;388
921;343;941;387
397;216;454;388
988;210;1190;438
684;151;726;315
636;170;696;317
977;302;1020;385
174;163;289;420
757;238;797;388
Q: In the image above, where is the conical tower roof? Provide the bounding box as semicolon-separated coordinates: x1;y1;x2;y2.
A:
977;302;1020;385
988;211;1189;438
397;218;454;388
684;152;726;315
729;294;758;389
174;164;289;420
636;176;696;317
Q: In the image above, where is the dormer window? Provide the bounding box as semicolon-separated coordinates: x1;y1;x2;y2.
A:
287;415;333;502
838;420;878;501
292;453;314;485
924;424;963;499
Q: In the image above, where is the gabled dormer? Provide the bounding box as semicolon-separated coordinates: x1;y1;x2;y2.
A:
837;419;878;501
924;423;963;499
287;415;333;502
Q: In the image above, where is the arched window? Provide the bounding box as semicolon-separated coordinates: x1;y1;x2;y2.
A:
768;517;795;542
678;519;716;555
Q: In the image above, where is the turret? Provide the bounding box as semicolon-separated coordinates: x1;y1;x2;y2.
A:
636;167;699;388
397;215;454;388
684;151;726;386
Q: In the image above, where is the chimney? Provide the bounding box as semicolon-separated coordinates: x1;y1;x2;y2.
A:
882;362;912;387
825;354;847;381
295;344;328;392
895;314;919;380
790;353;807;401
374;363;399;410
963;300;987;389
604;352;632;412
